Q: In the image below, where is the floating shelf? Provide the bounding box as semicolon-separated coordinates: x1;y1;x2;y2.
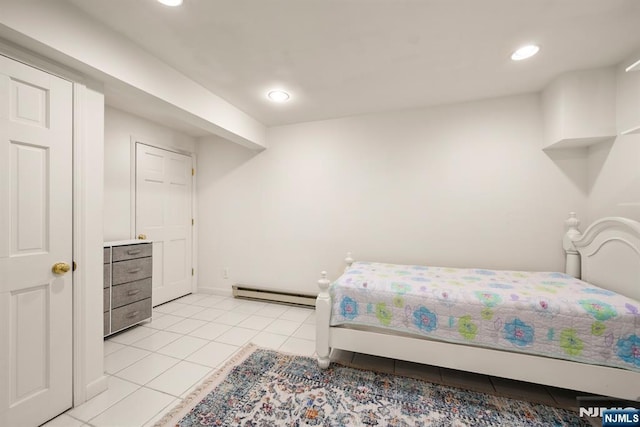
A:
625;59;640;72
620;59;640;135
621;125;640;135
543;135;615;150
542;68;617;149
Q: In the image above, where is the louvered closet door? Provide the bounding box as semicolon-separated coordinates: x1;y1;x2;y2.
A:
136;143;193;306
0;55;73;426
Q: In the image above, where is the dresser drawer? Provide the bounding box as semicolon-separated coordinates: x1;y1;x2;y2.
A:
103;264;111;289
103;288;110;312
112;257;152;285
103;240;153;337
104;312;110;336
112;243;152;262
112;278;152;309
111;298;151;333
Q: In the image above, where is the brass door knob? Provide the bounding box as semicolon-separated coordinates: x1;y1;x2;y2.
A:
52;262;71;275
137;234;147;240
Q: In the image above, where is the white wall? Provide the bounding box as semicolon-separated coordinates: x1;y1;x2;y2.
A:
586;54;640;223
0;0;267;149
104;107;197;241
197;93;588;295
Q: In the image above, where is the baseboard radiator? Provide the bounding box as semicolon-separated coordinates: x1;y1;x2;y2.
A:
232;285;316;307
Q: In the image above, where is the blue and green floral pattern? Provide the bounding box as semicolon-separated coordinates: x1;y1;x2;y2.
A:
413;306;437;333
458;315;478;340
330;262;640;372
560;329;584;356
579;299;618;321
339;296;358;320
617;334;640;367
504;318;535;347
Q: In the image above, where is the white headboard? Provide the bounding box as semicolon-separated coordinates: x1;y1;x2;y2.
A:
564;213;640;302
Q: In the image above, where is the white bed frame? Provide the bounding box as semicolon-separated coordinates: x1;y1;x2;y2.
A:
315;213;640;401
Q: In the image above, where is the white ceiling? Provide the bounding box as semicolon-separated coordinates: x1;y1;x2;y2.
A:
67;0;640;128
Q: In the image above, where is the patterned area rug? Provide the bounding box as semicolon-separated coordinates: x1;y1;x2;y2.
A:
155;345;589;426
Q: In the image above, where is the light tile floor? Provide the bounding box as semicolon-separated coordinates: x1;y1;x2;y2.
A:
43;293;584;427
42;294;316;427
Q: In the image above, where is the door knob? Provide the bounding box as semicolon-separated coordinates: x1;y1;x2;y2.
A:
52;262;71;275
137;234;147;240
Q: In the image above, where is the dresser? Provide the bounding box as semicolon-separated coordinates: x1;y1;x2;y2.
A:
103;240;153;336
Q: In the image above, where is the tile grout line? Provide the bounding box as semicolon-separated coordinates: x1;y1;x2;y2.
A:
69;296;316;427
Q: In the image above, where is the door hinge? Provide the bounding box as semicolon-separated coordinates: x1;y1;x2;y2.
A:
192;218;194;226
191;268;195;276
192;168;195;176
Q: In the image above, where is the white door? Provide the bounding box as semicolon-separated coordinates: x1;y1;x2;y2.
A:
0;56;73;426
136;143;193;306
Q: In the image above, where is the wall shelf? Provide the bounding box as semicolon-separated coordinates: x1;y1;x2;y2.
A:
620;59;640;135
542;68;617;149
621;125;640;135
625;59;640;72
543;135;615;150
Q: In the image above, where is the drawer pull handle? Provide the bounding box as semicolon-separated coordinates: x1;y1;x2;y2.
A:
127;289;141;296
126;311;140;319
127;249;142;255
128;268;142;274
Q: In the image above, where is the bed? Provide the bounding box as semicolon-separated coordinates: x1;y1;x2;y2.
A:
315;213;640;401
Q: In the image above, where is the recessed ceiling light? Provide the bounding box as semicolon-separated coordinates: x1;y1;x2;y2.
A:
511;45;540;61
158;0;183;6
267;90;290;102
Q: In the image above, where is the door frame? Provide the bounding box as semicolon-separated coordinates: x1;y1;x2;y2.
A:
129;137;198;298
73;81;107;404
0;40;108;407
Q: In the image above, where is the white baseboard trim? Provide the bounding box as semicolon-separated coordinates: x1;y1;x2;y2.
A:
232;285;316;307
84;375;108;402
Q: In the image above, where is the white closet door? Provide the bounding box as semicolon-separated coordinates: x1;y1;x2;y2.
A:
136;143;193;306
0;55;73;427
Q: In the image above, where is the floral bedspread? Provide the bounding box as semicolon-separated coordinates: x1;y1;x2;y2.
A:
330;262;640;372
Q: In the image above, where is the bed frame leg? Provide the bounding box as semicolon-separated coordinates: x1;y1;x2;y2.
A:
316;271;331;369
